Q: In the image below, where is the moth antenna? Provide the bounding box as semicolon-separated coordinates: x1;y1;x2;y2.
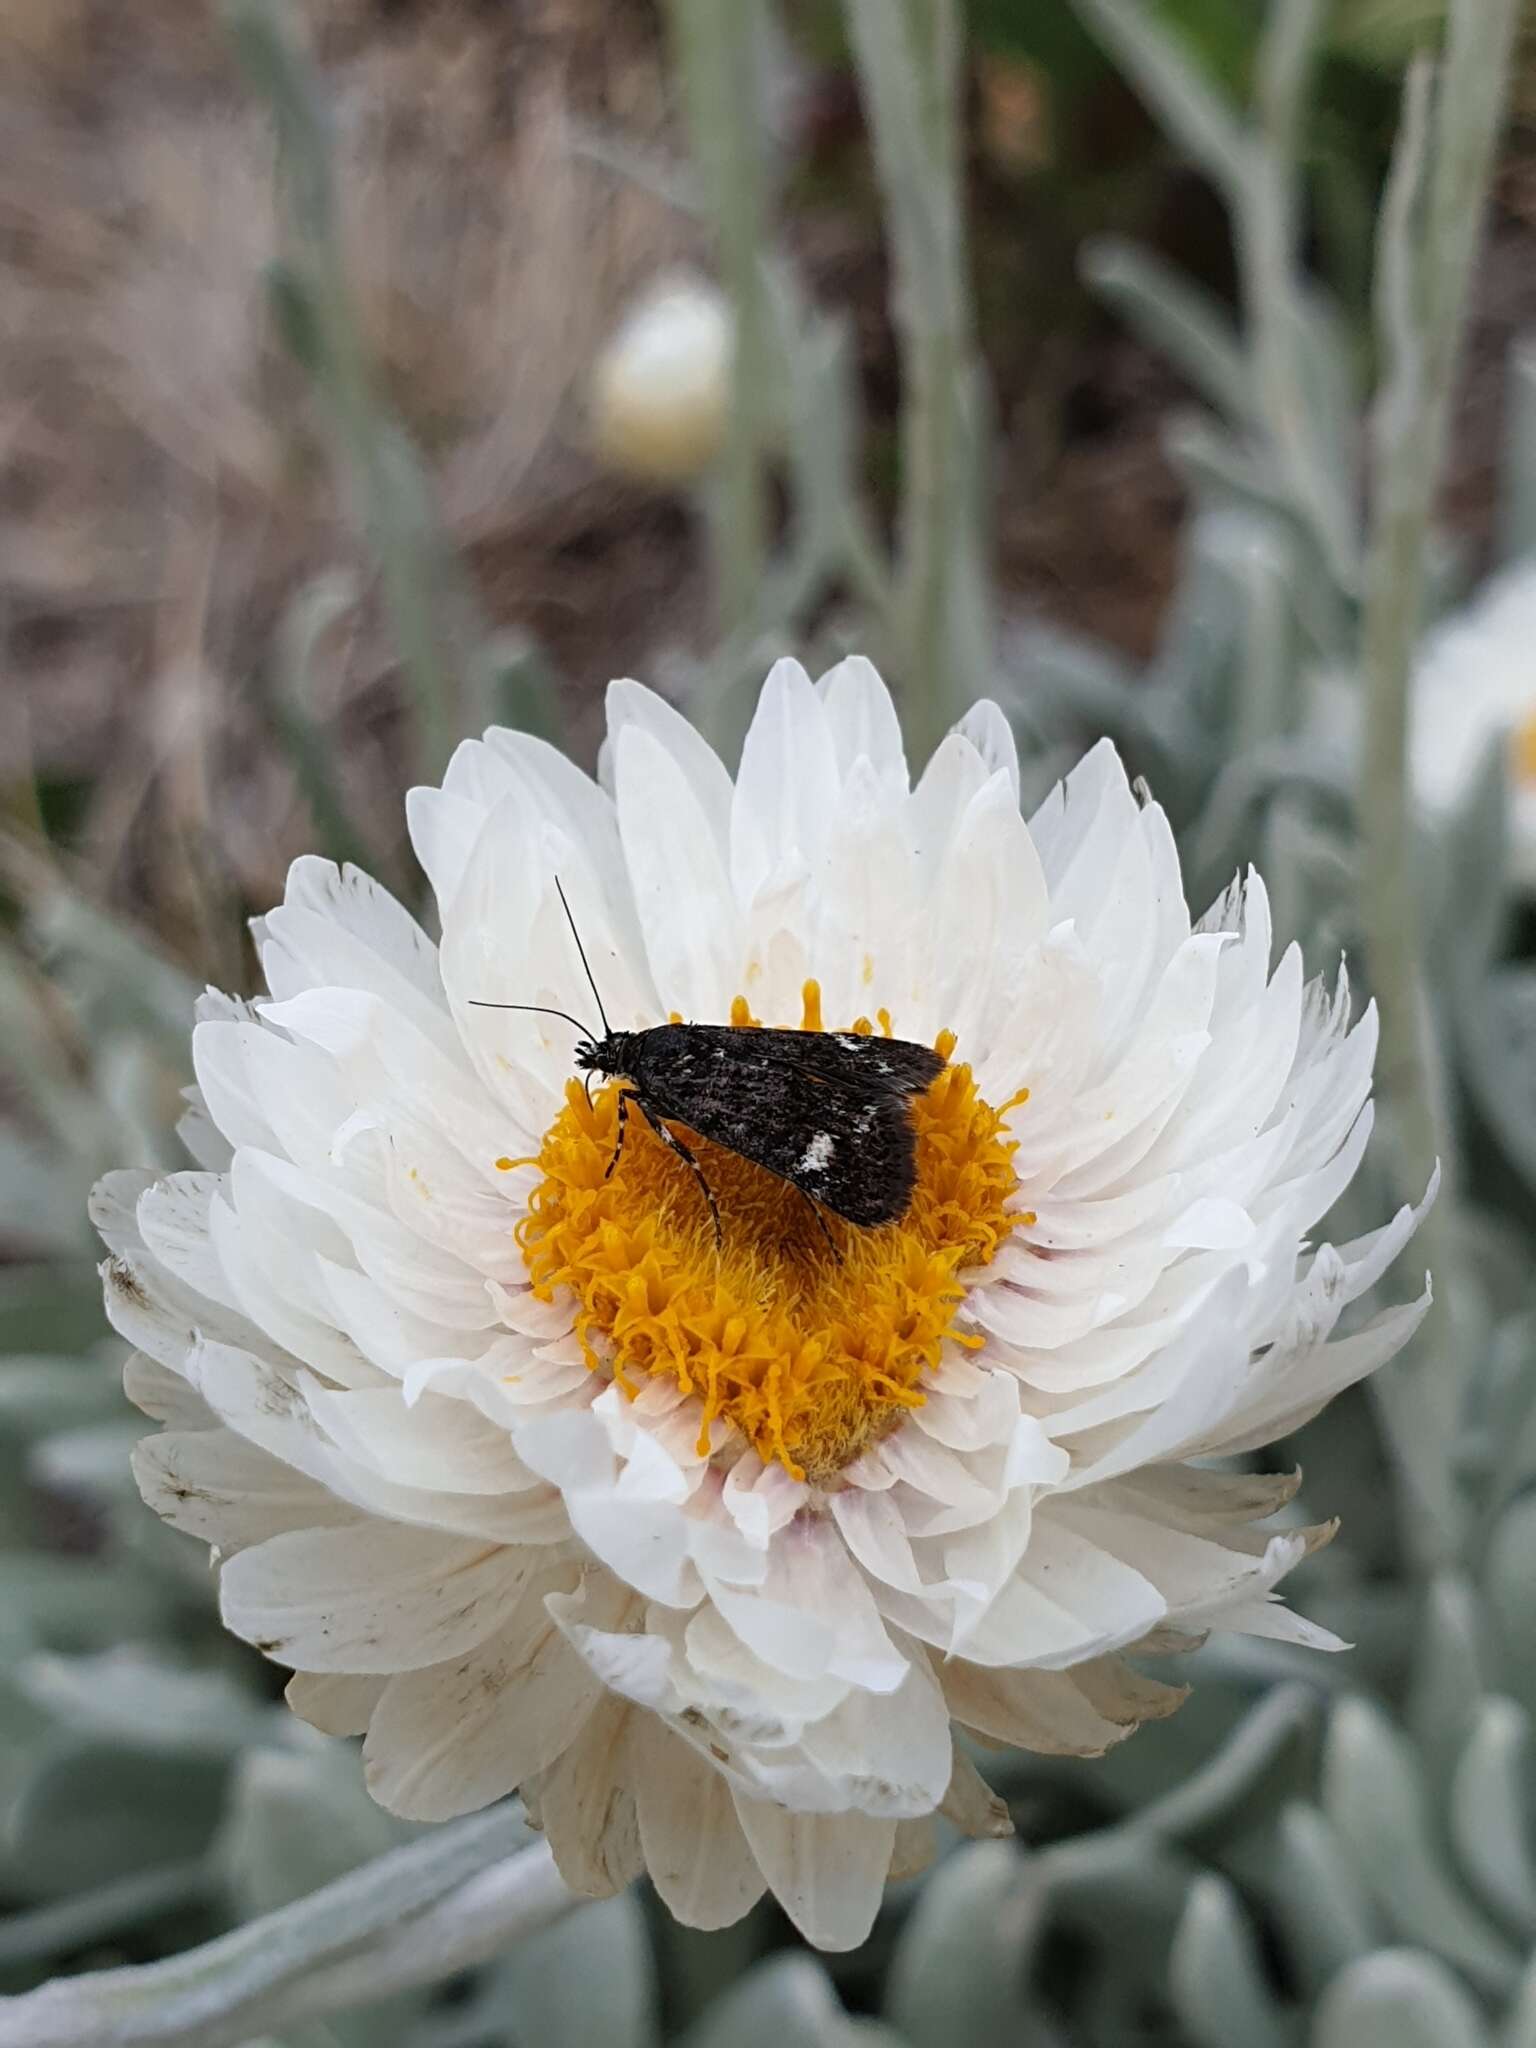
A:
555;876;613;1039
466;1001;595;1037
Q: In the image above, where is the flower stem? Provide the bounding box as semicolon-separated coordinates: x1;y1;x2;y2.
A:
1359;0;1517;1555
0;1816;577;2048
845;0;980;761
668;0;771;662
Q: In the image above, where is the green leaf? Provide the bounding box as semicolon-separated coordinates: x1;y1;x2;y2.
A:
219;1745;425;2048
220;1745;411;1922
1310;1948;1492;2048
1407;1574;1489;1787
686;1954;870;2048
4;1738;230;1902
465;633;567;748
1485;1493;1536;1720
1130;1683;1321;1854
473;1890;657;2048
1450;1697;1536;1936
1168;1875;1289;2048
1268;1801;1381;1995
885;1839;1036;2047
0;1355;124;1440
0;1553;165;1656
1081;236;1251;421
28;1419;145;1507
13;1648;274;1758
1321;1696;1519;1992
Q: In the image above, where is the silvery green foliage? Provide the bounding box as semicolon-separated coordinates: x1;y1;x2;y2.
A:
3;0;1535;2042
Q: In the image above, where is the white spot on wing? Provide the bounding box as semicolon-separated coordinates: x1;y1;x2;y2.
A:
798;1131;835;1175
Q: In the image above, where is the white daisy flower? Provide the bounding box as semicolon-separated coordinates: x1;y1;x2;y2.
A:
95;658;1430;1952
1410;560;1536;887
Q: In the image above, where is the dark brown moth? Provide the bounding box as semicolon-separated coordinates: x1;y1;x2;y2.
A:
471;883;945;1245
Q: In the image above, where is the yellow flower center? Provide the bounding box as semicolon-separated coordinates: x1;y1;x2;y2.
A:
510;982;1026;1484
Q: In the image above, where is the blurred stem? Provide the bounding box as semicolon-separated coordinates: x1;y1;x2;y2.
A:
668;0;771;678
0;1825;577;2048
1360;0;1517;1557
226;0;461;785
846;0;976;760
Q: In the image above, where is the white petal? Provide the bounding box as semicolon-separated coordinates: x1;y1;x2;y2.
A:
730;1797;895;1951
364;1562;605;1820
634;1722;767;1930
219;1523;532;1672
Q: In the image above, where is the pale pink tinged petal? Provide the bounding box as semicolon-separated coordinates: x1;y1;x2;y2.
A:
132;1426;357;1552
616;722;745;1019
606;677;736;856
634;1722;768;1931
953;699;1020;802
722;1452;805;1544
286;1669;386;1737
829;1488;925;1595
817;655;909;803
219;1523;533;1673
730;657;840;905
365;1566;606;1821
940;1751;1013;1838
527;1693;645;1898
730;1797;897;1951
683;1481;771;1588
877;1428;998;1520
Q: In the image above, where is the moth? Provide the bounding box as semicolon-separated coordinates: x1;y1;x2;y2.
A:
472;882;945;1246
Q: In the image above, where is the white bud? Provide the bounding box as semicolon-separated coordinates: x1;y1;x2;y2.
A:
589;273;733;484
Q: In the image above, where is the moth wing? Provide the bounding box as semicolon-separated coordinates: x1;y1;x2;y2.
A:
638;1036;924;1227
748;1028;946;1098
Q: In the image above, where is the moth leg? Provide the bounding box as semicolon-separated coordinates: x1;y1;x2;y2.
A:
604;1088;638;1182
797;1190;843;1265
637;1101;722;1250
